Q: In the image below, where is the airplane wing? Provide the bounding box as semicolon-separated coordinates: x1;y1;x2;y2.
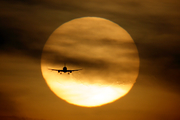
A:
67;69;82;72
48;69;64;72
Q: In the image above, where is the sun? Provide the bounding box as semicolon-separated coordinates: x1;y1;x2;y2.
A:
41;17;139;107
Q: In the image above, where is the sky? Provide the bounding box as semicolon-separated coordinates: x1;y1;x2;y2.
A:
0;0;180;120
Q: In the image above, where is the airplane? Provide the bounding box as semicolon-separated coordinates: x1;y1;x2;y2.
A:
49;64;82;74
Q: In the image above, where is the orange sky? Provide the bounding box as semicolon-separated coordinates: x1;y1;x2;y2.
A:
0;0;180;120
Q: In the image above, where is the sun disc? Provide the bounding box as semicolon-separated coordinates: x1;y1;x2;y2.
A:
41;17;139;107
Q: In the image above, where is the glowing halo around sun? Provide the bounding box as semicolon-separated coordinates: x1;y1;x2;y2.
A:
41;17;139;107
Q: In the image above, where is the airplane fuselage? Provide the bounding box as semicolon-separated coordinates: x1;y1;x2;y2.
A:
63;67;67;72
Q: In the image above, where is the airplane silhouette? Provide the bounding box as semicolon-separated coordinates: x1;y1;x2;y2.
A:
49;63;82;74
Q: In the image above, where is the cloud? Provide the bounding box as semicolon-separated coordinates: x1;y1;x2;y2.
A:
0;91;17;115
0;0;179;55
0;1;180;119
0;116;46;120
1;0;180;91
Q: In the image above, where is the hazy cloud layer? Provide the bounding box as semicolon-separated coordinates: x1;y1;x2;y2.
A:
0;92;16;115
1;0;180;85
0;0;180;119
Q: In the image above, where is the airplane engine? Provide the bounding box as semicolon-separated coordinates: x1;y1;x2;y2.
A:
70;71;72;73
58;70;60;73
